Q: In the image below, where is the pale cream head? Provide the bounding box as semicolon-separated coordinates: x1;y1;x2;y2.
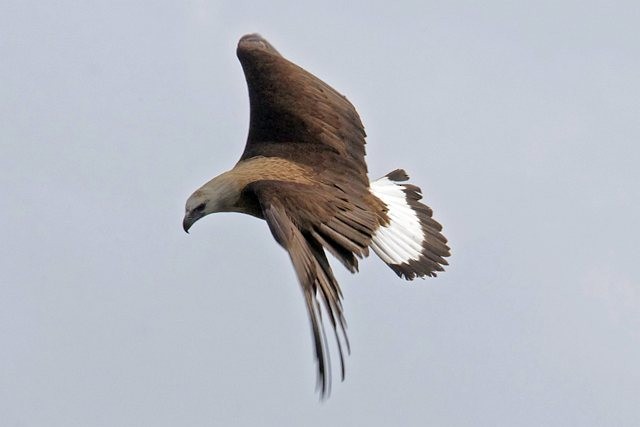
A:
182;171;244;232
182;157;315;233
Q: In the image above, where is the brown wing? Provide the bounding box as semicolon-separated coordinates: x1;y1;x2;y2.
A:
245;180;381;397
236;34;369;189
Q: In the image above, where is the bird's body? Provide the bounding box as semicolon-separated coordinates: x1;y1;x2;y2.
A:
183;34;450;396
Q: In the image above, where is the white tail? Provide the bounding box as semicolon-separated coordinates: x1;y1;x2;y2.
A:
369;170;450;280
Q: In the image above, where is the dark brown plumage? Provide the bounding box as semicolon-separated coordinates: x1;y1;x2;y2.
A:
183;34;450;397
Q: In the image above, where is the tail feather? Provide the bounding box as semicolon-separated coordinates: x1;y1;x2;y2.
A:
369;169;450;280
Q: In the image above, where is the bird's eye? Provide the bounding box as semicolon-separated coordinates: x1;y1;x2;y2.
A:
194;203;206;212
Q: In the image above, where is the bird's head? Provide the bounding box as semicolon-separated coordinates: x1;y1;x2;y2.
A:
183;172;242;233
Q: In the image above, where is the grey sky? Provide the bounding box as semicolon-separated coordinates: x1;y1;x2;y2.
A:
2;1;639;426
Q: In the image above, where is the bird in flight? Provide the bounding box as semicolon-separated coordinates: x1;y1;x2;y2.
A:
183;34;450;397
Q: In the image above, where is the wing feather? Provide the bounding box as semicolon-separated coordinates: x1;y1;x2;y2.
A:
260;197;349;397
244;179;379;396
236;34;368;188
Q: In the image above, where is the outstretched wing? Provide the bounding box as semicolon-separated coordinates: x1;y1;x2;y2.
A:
236;34;369;189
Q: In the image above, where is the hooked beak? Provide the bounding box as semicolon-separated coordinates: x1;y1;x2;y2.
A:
183;215;193;233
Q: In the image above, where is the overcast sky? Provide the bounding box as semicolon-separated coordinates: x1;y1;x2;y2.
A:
2;1;639;426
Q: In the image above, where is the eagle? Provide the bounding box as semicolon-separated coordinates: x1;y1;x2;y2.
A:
183;34;450;396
